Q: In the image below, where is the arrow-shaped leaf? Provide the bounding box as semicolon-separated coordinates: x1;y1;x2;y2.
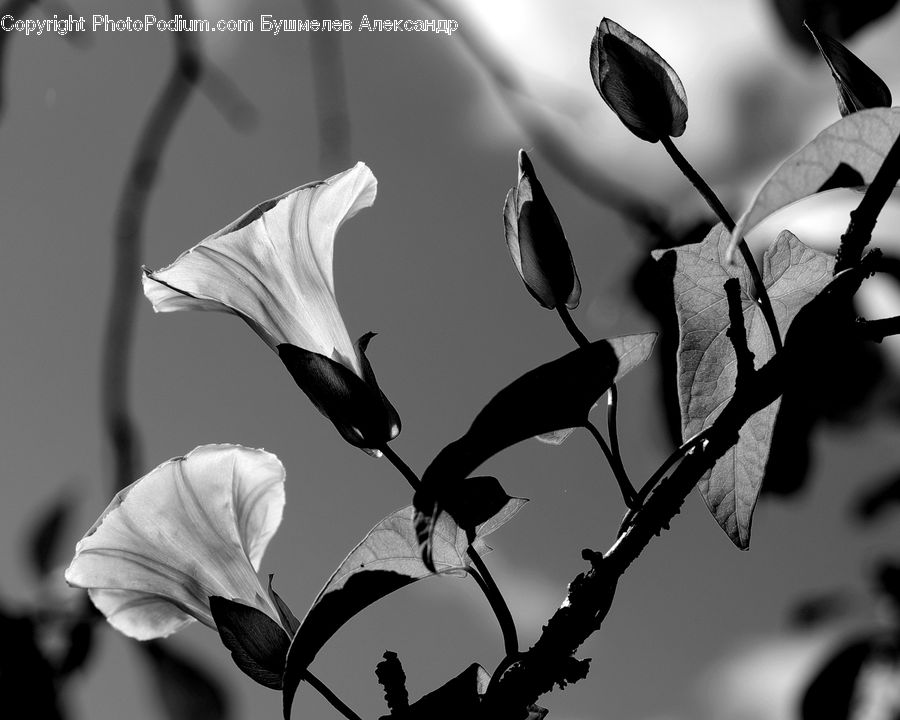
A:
729;108;900;256
806;23;892;117
654;226;834;547
413;333;655;567
282;498;525;718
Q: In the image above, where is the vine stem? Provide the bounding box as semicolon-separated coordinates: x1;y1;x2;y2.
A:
556;305;590;348
380;444;420;491
585;420;637;509
303;670;363;720
660;135;783;353
557;306;633;511
380;445;519;656
467;546;519;656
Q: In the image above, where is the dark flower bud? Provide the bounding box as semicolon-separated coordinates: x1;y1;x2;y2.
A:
806;23;891;117
503;150;581;310
278;332;401;453
589;18;688;143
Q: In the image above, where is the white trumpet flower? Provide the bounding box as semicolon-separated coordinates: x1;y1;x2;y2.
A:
65;444;285;640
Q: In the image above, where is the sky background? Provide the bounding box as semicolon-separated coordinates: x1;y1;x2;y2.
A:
2;1;900;719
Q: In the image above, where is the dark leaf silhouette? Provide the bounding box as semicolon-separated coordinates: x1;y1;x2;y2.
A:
413;334;655;563
210;597;289;690
139;639;230;720
806;24;892;116
770;0;899;49
801;637;874;720
654;227;834;547
282;501;524;718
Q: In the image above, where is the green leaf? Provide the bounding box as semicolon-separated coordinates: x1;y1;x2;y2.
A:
806;23;892;117
282;500;525;718
210;597;289;690
729;108;900;256
413;334;655;565
653;226;834;547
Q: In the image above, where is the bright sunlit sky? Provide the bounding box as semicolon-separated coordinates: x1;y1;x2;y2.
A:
2;1;900;719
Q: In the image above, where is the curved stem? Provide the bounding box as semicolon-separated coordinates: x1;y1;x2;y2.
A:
556;305;590;348
303;670;363;720
585;420;637;509
616;427;713;538
607;384;624;480
660;135;783;354
380;446;518;654
380;444;420;491
467;547;519;656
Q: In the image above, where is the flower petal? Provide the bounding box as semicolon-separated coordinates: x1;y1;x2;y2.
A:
65;444;285;640
142;162;377;375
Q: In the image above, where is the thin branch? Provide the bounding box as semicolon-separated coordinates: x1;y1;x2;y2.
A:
856;315;900;343
724;278;755;383
303;670;364;720
303;0;351;171
660;135;783;353
835;132;900;273
101;0;255;490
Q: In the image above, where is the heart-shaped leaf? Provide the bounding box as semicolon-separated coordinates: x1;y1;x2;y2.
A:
654;226;834;547
806;23;892;117
210;597;289;690
413;334;655;565
729;108;900;257
282;499;525;718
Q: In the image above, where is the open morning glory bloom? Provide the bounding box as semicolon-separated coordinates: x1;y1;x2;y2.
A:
64;444;285;640
142;162;400;451
142;162;375;374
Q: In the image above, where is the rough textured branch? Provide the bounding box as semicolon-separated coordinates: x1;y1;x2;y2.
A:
835;131;900;273
481;257;877;719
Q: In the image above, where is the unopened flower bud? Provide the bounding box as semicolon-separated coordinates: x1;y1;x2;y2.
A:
503;150;581;310
589;18;688;143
